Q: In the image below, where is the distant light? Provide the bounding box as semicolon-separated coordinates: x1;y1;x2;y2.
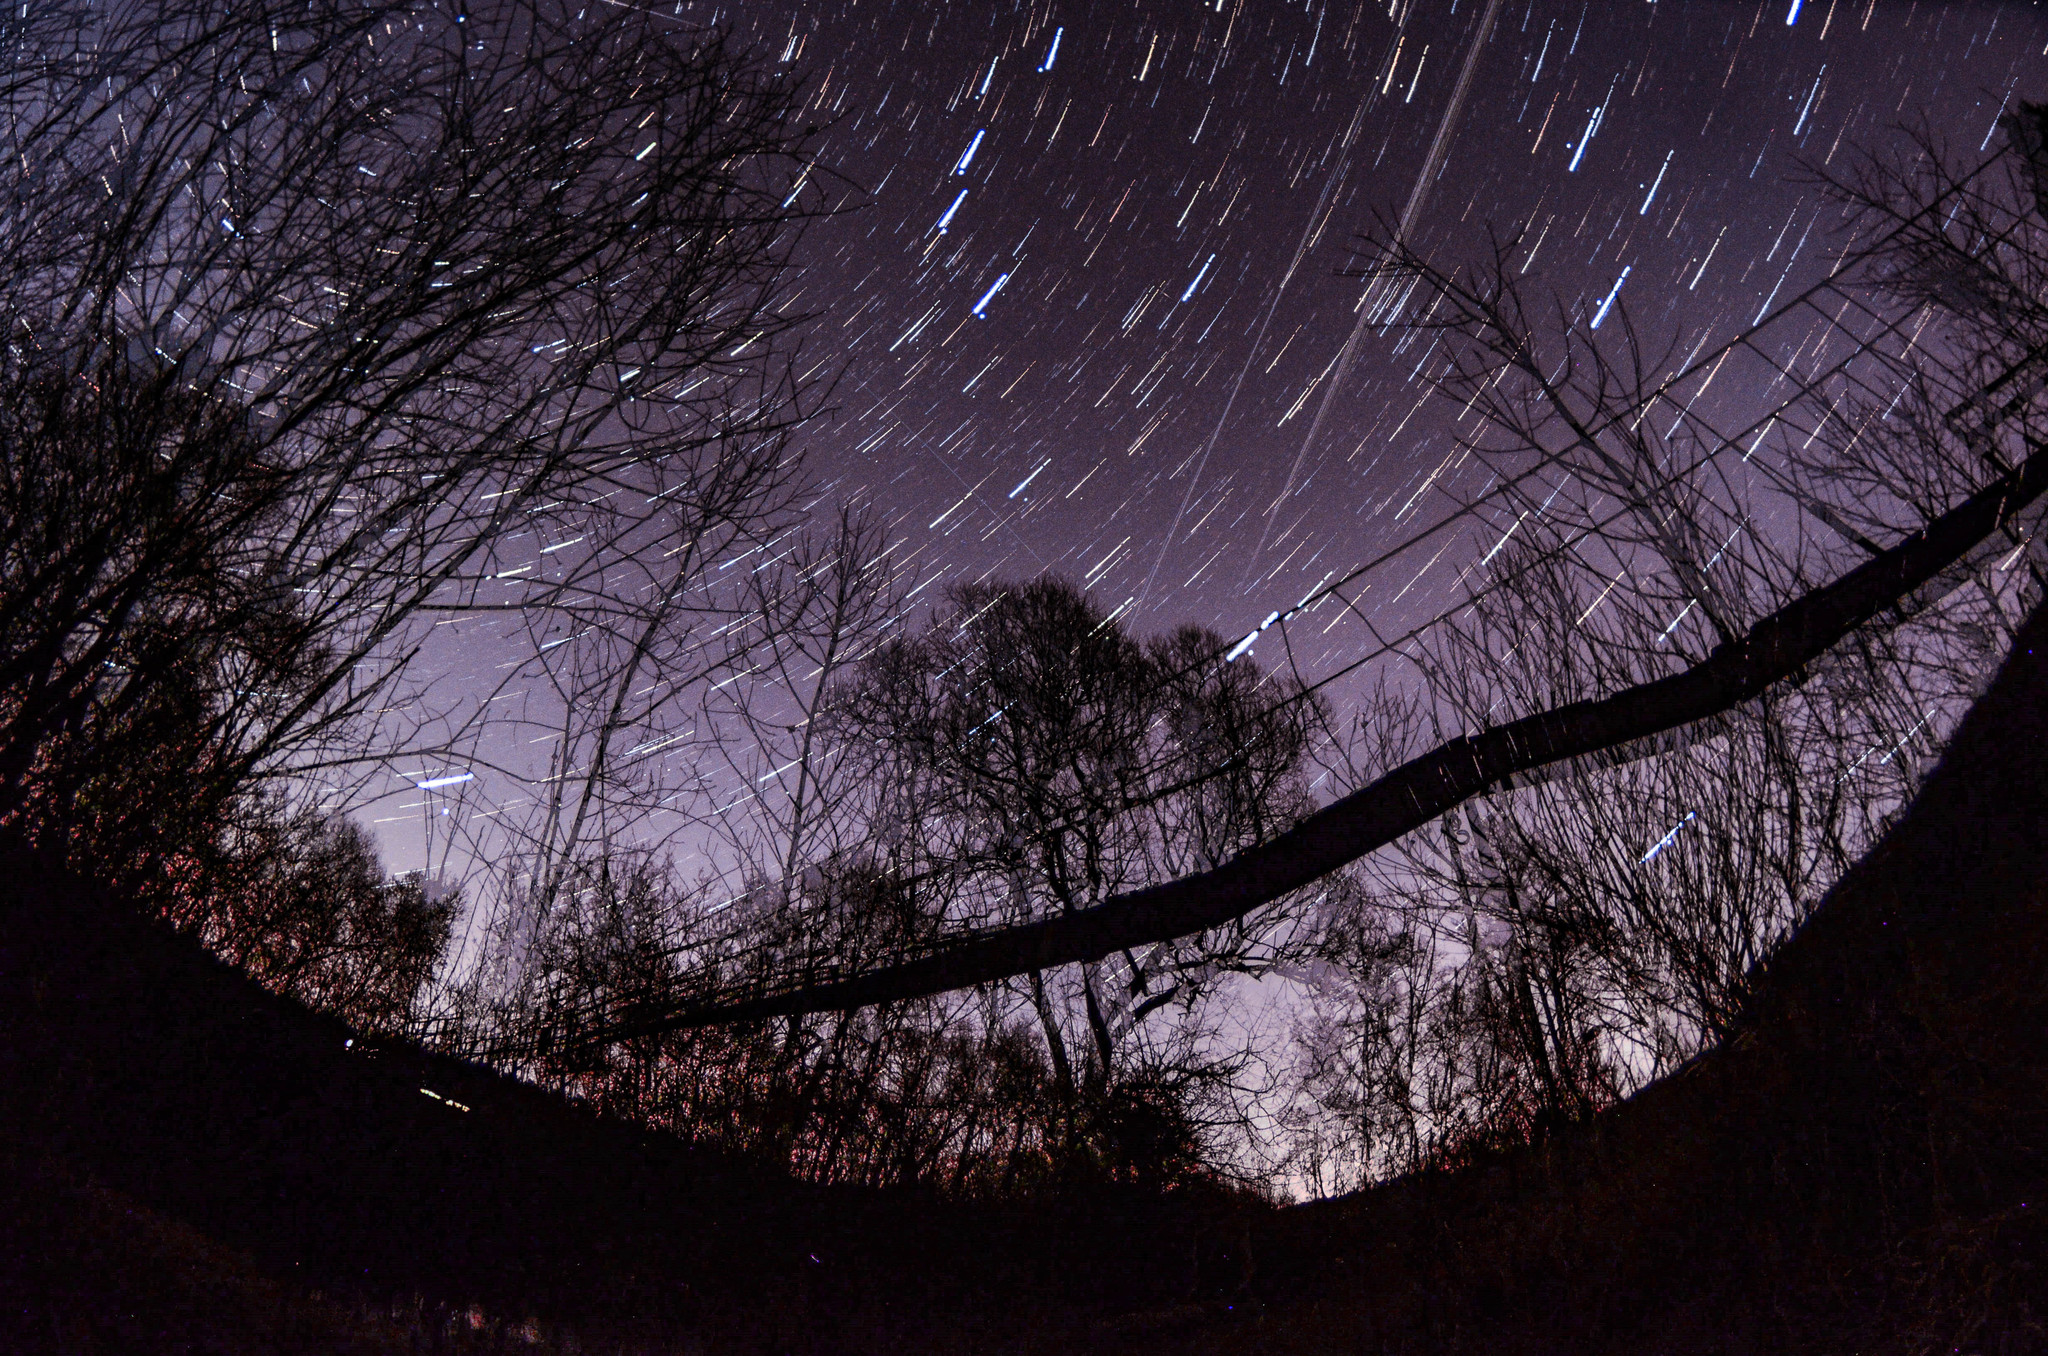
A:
1640;811;1696;864
1039;27;1062;72
954;129;986;175
1226;610;1281;663
1590;265;1630;330
415;772;474;790
972;272;1011;317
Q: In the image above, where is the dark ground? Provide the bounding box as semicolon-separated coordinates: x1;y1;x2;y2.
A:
4;605;2046;1353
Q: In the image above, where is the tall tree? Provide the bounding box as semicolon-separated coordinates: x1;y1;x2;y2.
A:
810;577;1321;1106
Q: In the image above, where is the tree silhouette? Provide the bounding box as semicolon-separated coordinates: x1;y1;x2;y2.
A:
0;0;827;890
570;106;2048;1044
818;578;1320;1093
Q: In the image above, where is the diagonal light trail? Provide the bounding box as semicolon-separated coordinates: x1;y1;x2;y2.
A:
1241;0;1507;588
1133;93;1372;617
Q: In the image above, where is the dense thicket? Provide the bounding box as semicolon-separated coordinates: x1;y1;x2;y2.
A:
0;0;822;1025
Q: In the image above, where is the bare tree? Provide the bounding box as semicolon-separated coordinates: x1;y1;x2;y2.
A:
439;504;909;1039
1278;110;2048;1184
0;0;828;890
161;796;456;1033
465;845;1101;1194
696;505;912;894
465;577;1321;1188
571;106;2048;1048
1281;649;1971;1186
810;577;1322;1114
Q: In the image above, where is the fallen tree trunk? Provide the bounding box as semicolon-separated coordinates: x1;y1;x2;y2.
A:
567;445;2048;1045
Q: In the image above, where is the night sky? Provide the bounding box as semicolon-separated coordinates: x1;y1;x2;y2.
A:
718;0;2041;668
368;0;2047;882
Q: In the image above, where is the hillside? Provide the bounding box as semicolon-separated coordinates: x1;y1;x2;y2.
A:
5;602;2048;1352
0;835;1245;1352
1168;601;2048;1353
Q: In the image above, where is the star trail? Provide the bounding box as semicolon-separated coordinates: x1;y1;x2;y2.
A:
20;0;2048;1263
365;0;2044;890
705;0;2041;669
